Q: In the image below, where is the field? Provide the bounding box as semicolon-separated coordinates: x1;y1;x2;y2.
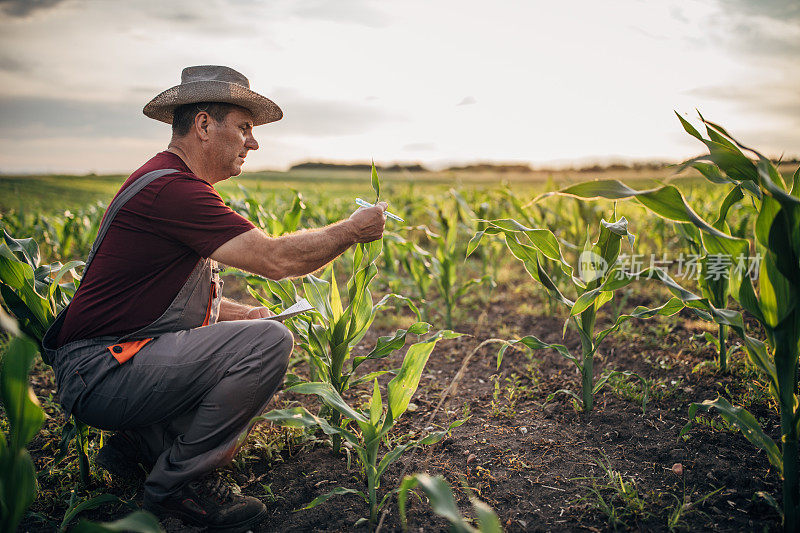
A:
1;132;798;533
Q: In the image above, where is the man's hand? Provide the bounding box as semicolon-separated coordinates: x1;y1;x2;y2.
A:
211;201;388;280
244;306;275;319
348;201;387;243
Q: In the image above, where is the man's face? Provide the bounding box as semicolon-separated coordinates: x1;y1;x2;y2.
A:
205;107;259;179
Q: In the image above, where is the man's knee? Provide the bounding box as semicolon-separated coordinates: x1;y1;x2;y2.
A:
242;320;293;363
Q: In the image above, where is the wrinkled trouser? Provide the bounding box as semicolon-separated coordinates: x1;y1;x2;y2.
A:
54;320;292;502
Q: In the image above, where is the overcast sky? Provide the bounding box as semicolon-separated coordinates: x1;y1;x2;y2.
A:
0;0;798;174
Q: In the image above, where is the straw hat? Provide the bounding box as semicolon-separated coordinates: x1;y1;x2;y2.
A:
143;65;283;126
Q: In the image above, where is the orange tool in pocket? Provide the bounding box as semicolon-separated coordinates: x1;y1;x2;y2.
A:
107;338;153;364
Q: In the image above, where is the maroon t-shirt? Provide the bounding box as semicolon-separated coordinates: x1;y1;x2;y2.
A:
56;152;255;347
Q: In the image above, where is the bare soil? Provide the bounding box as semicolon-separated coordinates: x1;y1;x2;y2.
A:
19;280;781;532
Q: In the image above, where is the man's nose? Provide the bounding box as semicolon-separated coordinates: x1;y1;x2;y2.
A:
245;133;259;151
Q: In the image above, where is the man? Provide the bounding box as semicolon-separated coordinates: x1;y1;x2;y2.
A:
42;65;387;532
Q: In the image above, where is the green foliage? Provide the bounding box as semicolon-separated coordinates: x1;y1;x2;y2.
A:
556;114;799;530
0;229;83;352
398;473;502;533
0;322;43;533
259;330;463;525
473;215;678;412
429;192;495;329
70;511;163;532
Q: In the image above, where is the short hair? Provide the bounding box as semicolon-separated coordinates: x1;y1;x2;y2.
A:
171;102;240;137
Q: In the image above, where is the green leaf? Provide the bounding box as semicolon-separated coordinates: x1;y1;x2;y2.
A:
472;497;503;533
465;230;485;258
371;160;380;202
303;274;333;323
541;180;747;258
376;443;411;479
287;382;368;423
300;487;367;511
69;511;164;533
353;322;431;369
369;379;382;426
61;494;130;532
398;474;473;533
682;397;782;474
3;448;37;533
257;407;360;446
499;335;574;369
387;332;461;421
1;336;45;451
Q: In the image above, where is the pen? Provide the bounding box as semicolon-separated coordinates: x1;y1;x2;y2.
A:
355;198;404;222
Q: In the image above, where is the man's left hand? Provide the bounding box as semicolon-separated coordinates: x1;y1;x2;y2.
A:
245;306;275;319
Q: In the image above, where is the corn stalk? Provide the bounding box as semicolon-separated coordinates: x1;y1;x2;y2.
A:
546;114;800;531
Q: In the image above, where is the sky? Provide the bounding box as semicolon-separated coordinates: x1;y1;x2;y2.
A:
0;0;798;174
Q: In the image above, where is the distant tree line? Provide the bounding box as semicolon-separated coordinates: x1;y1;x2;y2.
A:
289;158;799;174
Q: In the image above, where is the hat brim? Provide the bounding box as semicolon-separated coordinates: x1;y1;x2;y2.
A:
143;80;283;126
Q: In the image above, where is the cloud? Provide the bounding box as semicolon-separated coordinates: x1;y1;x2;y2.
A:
291;0;389;28
0;53;28;72
268;90;402;136
706;0;800;58
0;0;68;18
685;83;800;124
716;0;800;22
457;96;477;106
0;96;162;139
402;142;436;151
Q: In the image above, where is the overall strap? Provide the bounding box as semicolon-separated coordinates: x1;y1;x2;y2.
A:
84;168;178;270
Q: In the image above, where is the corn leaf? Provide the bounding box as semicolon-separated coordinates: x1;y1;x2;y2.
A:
301;487;367;511
682;397;781;474
1;335;45;450
387;332;461;422
287;382;367;423
70;511;164;533
398;474;472;533
371;160;380;202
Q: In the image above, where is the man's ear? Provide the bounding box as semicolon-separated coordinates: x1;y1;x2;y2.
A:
194;111;211;141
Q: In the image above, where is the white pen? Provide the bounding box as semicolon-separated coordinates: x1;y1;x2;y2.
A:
355;198;404;222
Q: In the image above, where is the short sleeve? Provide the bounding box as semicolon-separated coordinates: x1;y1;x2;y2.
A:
148;176;255;257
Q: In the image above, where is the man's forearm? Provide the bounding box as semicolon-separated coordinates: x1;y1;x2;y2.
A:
270;220;356;278
211;204;386;280
218;298;254;321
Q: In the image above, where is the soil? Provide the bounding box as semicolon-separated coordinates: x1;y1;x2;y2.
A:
19;279;782;532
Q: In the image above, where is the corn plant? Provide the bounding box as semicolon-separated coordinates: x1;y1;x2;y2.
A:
0;230;93;484
428;201;494;329
673;187;743;373
0;309;45;533
548;115;800;531
260;329;462;526
398;473;502;532
469;215;690;412
0;230;83;348
225;185;306;236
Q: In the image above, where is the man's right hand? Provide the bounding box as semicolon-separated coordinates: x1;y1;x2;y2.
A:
348;201;387;243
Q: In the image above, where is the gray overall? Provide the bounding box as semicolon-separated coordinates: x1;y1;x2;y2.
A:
42;169;293;502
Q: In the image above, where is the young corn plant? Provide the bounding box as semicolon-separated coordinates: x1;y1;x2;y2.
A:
673;187;744;373
429;202;494;329
398;473;502;532
0;309;45;533
548;115;800;531
259;329;462;526
0;230;83;347
245;238;426;444
0;230;95;485
469;215;685;412
246;165;429;452
225;185;306;236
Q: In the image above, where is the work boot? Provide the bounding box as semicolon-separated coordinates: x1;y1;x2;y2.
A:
95;431;153;482
143;474;268;532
